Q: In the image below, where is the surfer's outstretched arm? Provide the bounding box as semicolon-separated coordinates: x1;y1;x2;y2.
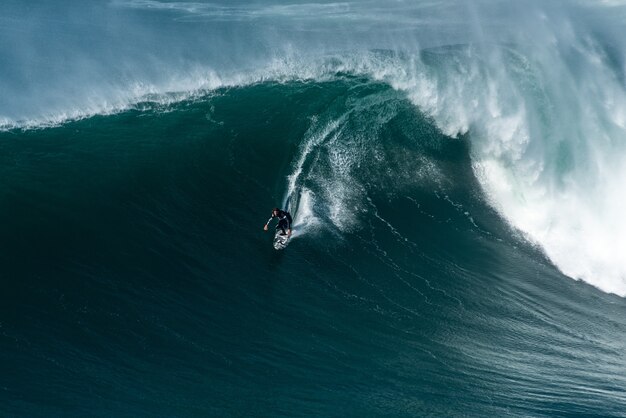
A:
263;217;273;231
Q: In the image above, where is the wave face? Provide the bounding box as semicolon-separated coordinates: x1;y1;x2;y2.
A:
2;0;626;416
2;78;626;417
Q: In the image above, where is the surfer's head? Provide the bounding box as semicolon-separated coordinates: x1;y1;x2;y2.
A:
272;207;280;215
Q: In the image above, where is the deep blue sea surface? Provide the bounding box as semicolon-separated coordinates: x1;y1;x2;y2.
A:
2;1;626;416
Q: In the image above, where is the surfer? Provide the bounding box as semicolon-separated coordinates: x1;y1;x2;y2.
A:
264;208;292;236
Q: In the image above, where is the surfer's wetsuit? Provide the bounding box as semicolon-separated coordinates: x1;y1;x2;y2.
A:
267;210;293;235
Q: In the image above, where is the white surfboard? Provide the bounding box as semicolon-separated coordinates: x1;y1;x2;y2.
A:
273;230;290;250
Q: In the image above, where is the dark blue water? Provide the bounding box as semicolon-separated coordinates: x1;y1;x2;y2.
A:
2;79;626;417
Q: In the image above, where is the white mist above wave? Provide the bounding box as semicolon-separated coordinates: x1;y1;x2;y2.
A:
3;0;626;295
383;20;626;295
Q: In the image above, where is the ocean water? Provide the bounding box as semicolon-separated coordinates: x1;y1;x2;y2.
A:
2;1;626;417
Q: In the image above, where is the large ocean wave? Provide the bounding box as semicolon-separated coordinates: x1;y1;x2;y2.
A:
3;78;626;416
4;0;626;295
3;6;626;293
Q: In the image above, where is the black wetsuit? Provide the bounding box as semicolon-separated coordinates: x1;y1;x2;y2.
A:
267;210;293;235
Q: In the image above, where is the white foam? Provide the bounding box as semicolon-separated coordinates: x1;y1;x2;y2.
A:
284;118;344;208
283;116;356;235
378;14;626;296
289;188;321;239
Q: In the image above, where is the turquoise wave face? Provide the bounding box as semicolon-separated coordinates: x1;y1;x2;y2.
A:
2;79;626;416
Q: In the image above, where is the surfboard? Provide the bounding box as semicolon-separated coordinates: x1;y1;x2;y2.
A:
273;230;290;250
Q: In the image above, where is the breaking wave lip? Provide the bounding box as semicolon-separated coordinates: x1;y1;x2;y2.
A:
0;48;436;132
0;56;354;132
0;90;212;132
0;72;241;131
